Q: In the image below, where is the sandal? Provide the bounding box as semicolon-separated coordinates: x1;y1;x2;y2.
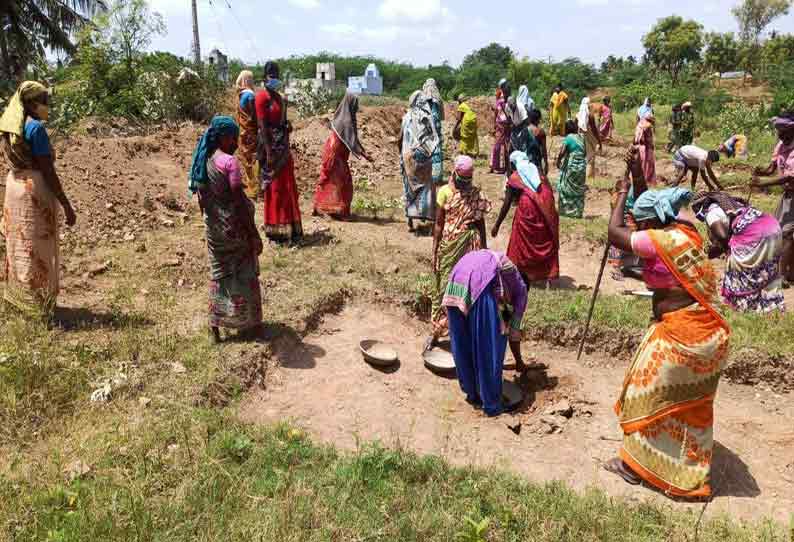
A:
603;457;641;486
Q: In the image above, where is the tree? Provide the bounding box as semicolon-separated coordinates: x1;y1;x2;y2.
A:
461;43;514;70
0;0;107;83
732;0;792;77
732;0;792;44
103;0;165;72
704;32;741;80
642;16;704;83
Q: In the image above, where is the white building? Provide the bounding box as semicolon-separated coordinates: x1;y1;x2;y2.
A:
348;63;383;96
207;48;229;84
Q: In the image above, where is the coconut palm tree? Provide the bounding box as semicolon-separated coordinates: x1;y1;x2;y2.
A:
1;0;107;82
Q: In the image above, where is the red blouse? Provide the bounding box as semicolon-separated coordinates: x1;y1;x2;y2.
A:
255;89;283;125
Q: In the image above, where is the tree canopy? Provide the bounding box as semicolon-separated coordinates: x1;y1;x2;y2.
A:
642;16;704;83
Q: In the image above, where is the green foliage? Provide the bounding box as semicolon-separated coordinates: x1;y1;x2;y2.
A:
456;516;490;542
508;57;601;108
462;43;514;70
715;101;769;138
732;0;792;44
704;32;741;76
643;16;705;83
291;81;346;118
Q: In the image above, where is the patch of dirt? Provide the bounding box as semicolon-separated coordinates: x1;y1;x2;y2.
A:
240;302;794;523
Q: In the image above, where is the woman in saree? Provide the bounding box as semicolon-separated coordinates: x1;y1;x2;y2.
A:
256;61;302;243
528;108;549;176
637;97;653;122
189;116;263;343
454;94;479;157
0;81;76;319
577;97;602;180
401;91;441;232
556;120;588;218
634;114;657;185
492;151;559;286
443;249;528;416
426;156;491;351
490;83;510;174
718;134;748;160
549;85;569;137
505;87;542;174
235;70;259;200
423;79;445;184
692;191;784;313
314;92;373;219
751;112;794;282
599;96;614;142
605;149;730;499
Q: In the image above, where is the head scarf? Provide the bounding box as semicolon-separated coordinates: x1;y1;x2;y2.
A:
691;191;747;222
422;78;444;120
403;90;440;156
235;70;254;91
505;96;526;126
773;116;794;130
517;85;534;116
510;151;541;192
632;187;693;224
577;97;590;132
454;155;474;180
188;116;239;194
331;92;364;157
0;81;48;138
682;101;692;109
638;97;653;120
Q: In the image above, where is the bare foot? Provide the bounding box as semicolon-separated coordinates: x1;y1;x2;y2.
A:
603;457;641;486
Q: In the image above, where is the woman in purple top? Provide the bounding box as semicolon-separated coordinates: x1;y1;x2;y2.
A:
189;116;264;343
442;250;528;416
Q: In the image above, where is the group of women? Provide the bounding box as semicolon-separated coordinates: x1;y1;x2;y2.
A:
6;73;794;503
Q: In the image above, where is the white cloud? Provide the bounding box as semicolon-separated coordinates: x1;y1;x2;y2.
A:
320;23;357;37
288;0;320;9
377;0;448;22
273;14;292;26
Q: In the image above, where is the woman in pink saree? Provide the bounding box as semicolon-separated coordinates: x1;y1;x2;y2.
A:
634;115;657;185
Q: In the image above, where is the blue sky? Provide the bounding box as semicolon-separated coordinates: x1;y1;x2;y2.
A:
148;0;794;67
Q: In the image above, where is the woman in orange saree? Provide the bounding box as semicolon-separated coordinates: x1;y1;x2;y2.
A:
605;149;730;499
235;70;259;200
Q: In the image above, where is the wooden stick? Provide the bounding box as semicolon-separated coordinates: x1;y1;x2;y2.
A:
577;241;611;361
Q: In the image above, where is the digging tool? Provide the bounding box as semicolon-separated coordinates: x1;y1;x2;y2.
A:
577;240;611;361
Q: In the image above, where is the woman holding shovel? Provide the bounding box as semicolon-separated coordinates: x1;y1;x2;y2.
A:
603;148;730;500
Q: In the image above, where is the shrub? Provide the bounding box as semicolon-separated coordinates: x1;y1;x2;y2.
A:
715;101;768;138
291;81;346;118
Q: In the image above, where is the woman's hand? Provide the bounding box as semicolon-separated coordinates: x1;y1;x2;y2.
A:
432;251;439;273
63;201;77;227
614;177;630;195
491;224;500;238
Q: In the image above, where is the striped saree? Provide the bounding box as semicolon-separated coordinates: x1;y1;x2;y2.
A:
615;224;730;498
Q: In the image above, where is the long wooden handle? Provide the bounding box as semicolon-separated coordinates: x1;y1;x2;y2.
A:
577;241;611;361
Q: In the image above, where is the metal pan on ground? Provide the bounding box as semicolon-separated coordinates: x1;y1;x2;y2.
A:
359;340;399;368
502;380;524;411
423;348;456;375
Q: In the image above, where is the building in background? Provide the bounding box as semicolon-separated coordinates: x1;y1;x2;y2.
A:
285;62;345;98
347;64;383;96
207;48;229;83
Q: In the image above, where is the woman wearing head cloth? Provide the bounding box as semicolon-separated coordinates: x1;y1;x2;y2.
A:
256;61;302;243
422;79;445;184
490;81;510;174
504;86;542;175
637;97;653;122
549;84;569;137
189;116;263;343
634;113;657;185
400;91;441;231
235;70;259;199
454;94;479;157
752;111;794;282
577;96;602;180
0;81;76;319
691;191;784;313
598;96;614;142
426;155;491;351
555;120;588;218
604;147;730;499
492;151;559;290
314;92;373;219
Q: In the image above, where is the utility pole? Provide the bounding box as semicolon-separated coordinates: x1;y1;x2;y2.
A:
191;0;201;65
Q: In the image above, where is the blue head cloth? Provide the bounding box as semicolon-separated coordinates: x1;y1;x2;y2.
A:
265;78;283;91
188;115;239;194
632;187;693;224
509;150;541;192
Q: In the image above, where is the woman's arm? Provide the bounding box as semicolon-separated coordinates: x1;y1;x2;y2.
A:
432;206;445;272
491;187;516;237
228;157;262;251
477;218;488;249
32;155;76;226
539;130;549;176
704;163;724;190
589;115;602;147
754;161;777;178
556;144;568;170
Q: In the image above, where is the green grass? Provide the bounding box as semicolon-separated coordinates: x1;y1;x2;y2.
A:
3;415;791;542
559;216;609;245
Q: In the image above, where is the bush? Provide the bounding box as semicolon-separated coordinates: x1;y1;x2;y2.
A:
291;81;346;118
715;101;768;138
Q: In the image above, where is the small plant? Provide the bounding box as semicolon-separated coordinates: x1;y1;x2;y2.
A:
211;430;254;464
291;81;346;119
456;516;490;542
